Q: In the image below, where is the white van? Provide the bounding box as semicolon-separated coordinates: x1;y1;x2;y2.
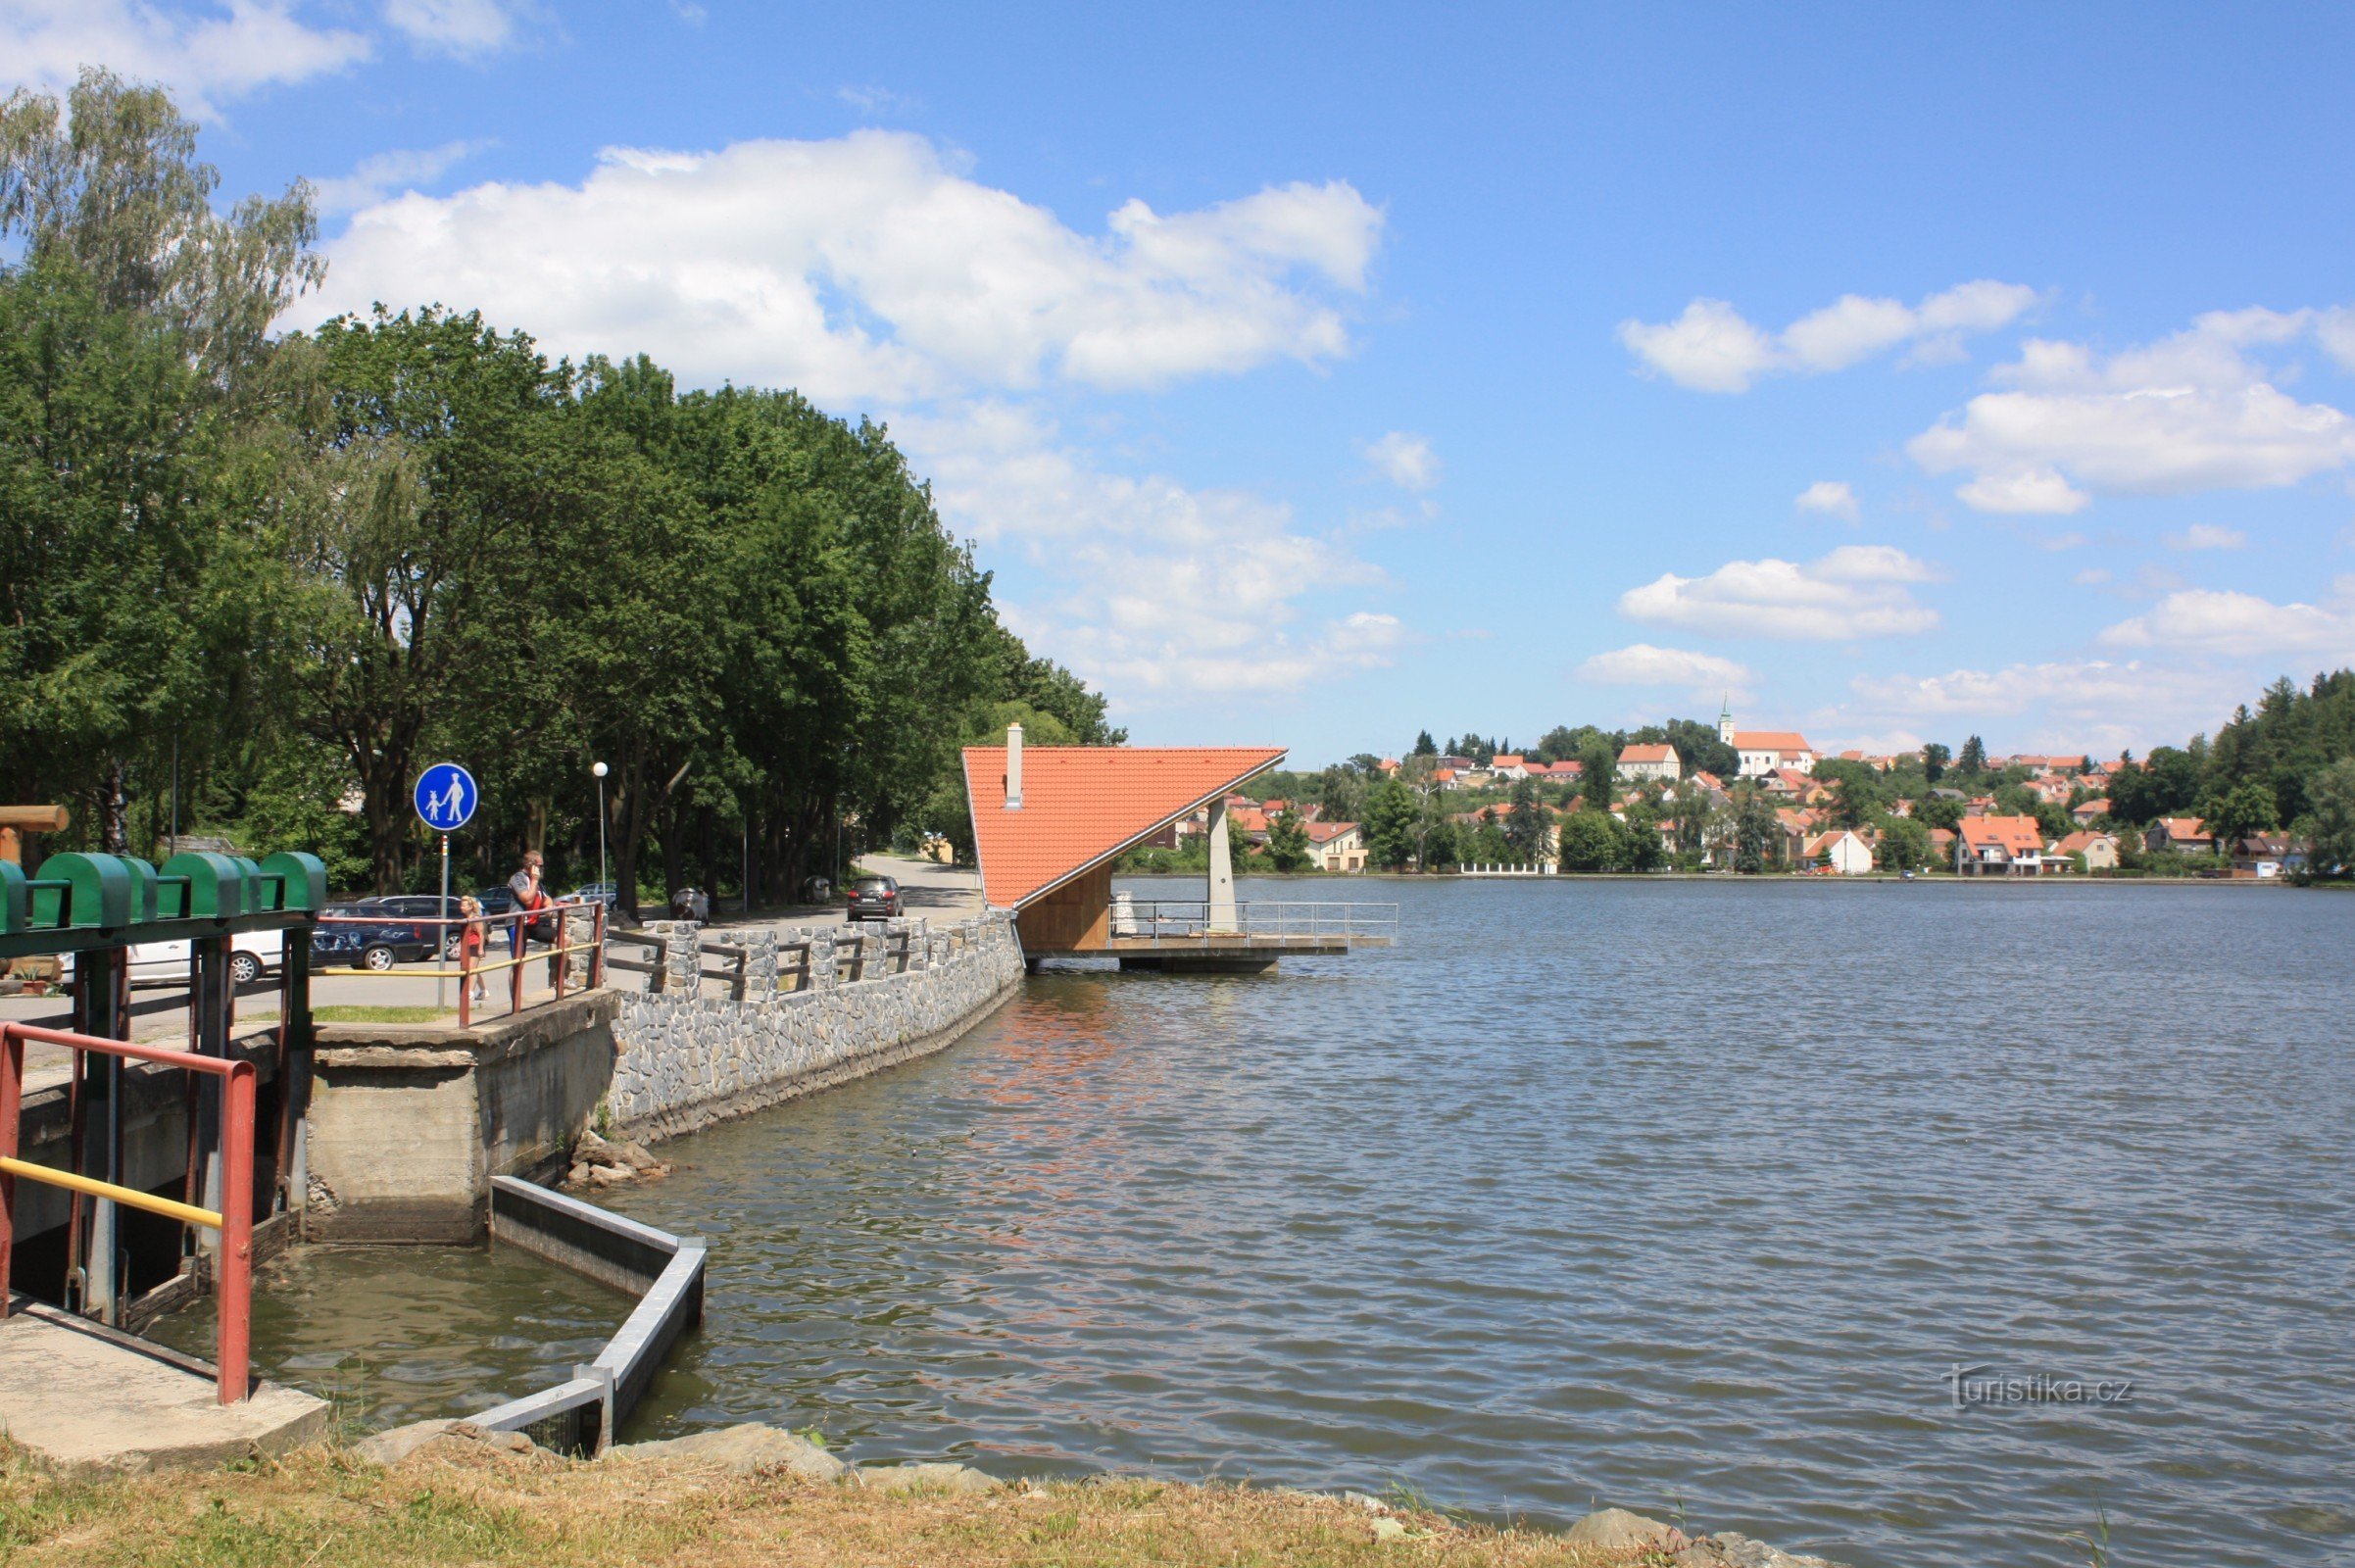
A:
125;928;284;988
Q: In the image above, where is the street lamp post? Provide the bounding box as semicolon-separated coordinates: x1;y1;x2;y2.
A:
592;762;610;902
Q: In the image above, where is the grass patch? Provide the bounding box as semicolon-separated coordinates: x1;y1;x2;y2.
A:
239;1005;477;1026
0;1443;1663;1567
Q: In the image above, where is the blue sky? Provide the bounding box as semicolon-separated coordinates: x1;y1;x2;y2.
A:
11;4;2355;764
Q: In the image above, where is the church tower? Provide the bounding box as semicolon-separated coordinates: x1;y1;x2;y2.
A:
1716;694;1734;746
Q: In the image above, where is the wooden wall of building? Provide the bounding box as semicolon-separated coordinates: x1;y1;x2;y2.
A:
1014;862;1111;953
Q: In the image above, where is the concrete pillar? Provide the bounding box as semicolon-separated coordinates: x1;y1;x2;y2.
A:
1207;799;1238;932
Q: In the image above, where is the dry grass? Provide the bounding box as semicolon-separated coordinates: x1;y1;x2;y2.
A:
0;1443;1661;1568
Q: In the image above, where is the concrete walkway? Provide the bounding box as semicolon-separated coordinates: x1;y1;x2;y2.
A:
0;855;987;1045
0;1297;325;1474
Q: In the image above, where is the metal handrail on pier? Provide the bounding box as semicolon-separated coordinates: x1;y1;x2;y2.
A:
0;1021;257;1403
1108;898;1398;946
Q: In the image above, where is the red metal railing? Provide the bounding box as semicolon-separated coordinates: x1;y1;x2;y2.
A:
0;1021;256;1403
312;901;607;1029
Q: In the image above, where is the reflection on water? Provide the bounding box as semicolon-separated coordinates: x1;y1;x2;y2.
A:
194;877;2351;1568
152;1242;618;1430
602;878;2354;1568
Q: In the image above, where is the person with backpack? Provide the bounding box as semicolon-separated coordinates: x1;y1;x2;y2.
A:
507;851;546;964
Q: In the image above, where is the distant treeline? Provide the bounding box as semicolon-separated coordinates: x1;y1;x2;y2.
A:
0;71;1115;910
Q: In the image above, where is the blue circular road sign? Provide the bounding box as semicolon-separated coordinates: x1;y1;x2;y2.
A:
414;762;478;832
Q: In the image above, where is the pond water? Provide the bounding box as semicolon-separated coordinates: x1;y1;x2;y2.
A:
211;877;2355;1567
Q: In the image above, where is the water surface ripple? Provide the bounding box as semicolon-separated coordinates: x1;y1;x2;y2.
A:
259;878;2355;1566
608;879;2355;1566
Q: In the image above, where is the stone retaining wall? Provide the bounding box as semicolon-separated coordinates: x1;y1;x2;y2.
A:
606;911;1023;1144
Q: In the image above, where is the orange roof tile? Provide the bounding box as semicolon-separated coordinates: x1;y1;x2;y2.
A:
1619;744;1677;763
1958;814;2044;854
963;745;1285;909
1733;730;1815;753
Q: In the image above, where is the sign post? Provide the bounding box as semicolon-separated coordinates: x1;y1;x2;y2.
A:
414;763;479;1015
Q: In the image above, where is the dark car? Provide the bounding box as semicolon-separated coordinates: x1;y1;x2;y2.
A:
845;874;901;922
313;901;434;971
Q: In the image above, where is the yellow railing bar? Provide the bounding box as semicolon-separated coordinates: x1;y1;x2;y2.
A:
314;939;601;981
0;1156;222;1230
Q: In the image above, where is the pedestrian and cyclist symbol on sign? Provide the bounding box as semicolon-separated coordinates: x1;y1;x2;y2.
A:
414;762;478;831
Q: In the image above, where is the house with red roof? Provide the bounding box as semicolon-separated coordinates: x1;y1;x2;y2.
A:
1303;819;1367;872
963;726;1284;956
2145;817;2215;856
2051;830;2120;872
2071;798;2111;826
1955;814;2046;875
1803;828;1875;875
1732;730;1818;777
1617;742;1681;782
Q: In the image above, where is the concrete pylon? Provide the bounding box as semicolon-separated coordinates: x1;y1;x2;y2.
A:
1206;798;1238;932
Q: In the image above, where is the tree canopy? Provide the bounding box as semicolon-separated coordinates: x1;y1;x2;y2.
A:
0;72;1109;912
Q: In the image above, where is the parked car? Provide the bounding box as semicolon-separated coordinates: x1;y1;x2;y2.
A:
313;901;434;971
128;928;285;988
845;874;901;922
568;882;618;911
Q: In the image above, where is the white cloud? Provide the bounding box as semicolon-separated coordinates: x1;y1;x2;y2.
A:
1615;298;1779;393
381;0;519;56
836;83;915;116
0;0;371;116
1619;280;2038;392
1794;479;1859;521
1954;466;2089;514
1913;307;2355;513
1576;643;1755;701
2099;580;2355;660
2165;523;2247;552
1839;658;2251;756
1359;430;1439;492
309;139;490;216
896;402;1395;701
1619;545;1942;640
312;131;1384;405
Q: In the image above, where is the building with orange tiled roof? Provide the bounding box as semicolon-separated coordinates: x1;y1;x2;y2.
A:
1955;814;2046;875
2145;816;2214;855
1803;828;1875;875
964;727;1284;952
1617;742;1681;782
2051;829;2120;871
1716;701;1817;777
1302;819;1367;872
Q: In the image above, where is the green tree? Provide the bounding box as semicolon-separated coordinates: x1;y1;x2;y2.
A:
1615;813;1666;872
1957;735;1987;777
1363;777;1420;868
1556;808;1621;871
1581;738;1617;813
1922;742;1951;783
1503;778;1549;861
0;69;323;383
1732;786;1778;873
1264;808;1312;872
1877;815;1935;872
1412;729;1437;756
2203;780;2279;846
2293;757;2355;876
1663;716;1738;779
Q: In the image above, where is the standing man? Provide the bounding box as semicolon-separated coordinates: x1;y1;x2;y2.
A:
507;851;545;963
